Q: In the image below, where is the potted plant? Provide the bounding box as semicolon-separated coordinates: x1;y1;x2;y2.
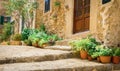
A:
32;38;39;47
23;39;32;46
88;48;95;61
87;41;97;61
10;34;22;45
98;46;112;63
91;46;103;62
70;36;100;59
38;39;49;48
112;48;120;64
0;41;10;45
70;39;90;59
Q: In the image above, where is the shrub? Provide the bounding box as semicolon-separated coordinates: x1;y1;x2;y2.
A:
2;23;13;41
24;39;32;46
11;34;22;41
21;28;38;41
21;28;31;41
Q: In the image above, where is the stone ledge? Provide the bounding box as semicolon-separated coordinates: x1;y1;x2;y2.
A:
0;58;119;71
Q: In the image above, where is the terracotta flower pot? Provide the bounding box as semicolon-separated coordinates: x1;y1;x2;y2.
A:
112;56;120;64
97;57;100;62
32;43;38;47
88;55;93;61
0;41;8;45
80;50;88;59
10;41;22;45
100;56;111;63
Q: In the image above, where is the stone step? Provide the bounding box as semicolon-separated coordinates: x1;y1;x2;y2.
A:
0;58;120;71
44;45;71;51
0;45;76;64
55;40;70;46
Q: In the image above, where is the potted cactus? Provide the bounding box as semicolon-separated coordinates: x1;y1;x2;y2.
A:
10;34;22;45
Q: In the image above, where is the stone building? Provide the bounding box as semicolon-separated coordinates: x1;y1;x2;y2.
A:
0;0;7;33
35;0;120;47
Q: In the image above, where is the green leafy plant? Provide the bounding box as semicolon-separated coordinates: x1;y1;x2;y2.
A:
38;39;48;47
11;34;22;41
112;48;120;56
70;35;99;52
70;38;94;52
24;39;32;46
39;24;46;32
32;37;39;44
99;47;112;56
91;45;112;58
21;28;31;40
0;34;4;43
2;23;13;41
54;1;61;7
21;28;38;40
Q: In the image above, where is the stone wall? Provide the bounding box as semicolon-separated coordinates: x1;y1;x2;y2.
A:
96;0;120;46
0;0;6;16
36;0;66;38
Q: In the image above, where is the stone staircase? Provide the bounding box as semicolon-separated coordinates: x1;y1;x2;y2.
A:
0;45;120;71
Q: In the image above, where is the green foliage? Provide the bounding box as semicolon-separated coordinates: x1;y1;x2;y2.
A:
24;39;32;46
39;24;46;32
54;1;61;7
38;39;48;47
91;52;100;58
11;34;22;41
32;37;39;44
7;41;10;45
21;28;38;40
112;48;120;56
91;45;113;58
99;47;112;56
4;0;39;29
70;39;89;51
22;24;62;47
48;34;62;42
88;37;100;45
2;23;13;41
21;28;31;40
70;36;98;52
0;34;3;42
4;0;38;16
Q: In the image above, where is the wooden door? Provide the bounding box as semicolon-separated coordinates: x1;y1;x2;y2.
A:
73;0;90;33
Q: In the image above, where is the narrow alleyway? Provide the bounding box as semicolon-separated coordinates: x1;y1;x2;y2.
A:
0;45;119;71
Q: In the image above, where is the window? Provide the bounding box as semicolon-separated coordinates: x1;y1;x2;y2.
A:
0;16;4;25
45;0;50;12
0;16;11;25
102;0;111;4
